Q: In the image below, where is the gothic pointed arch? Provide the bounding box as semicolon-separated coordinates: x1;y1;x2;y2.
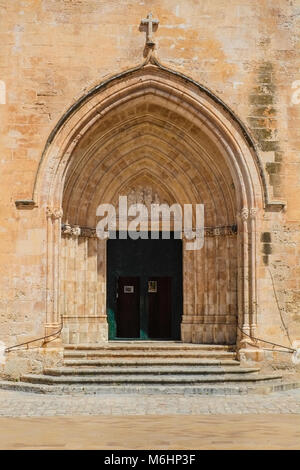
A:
33;61;271;347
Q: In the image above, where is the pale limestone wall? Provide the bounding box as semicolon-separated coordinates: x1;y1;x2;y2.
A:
0;1;299;366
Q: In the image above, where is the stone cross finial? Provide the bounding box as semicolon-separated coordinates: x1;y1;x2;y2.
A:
141;12;159;47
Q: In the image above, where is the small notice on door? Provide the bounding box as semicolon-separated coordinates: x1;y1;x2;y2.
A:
124;285;134;293
148;281;157;293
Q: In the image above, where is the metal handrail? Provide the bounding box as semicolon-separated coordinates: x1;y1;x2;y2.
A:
5;322;63;353
4;323;296;353
237;325;296;353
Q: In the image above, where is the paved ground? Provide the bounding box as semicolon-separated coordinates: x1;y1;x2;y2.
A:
0;414;299;450
0;388;300;416
0;389;299;449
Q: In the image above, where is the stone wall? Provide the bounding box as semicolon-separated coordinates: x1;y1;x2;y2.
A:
0;1;299;372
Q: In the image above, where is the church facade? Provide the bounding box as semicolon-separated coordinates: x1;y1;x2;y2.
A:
0;0;300;379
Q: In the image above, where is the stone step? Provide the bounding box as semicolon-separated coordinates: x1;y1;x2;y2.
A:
21;372;283;385
63;351;236;359
2;379;299;396
63;358;240;367
17;340;283;393
44;366;260;376
64;342;235;351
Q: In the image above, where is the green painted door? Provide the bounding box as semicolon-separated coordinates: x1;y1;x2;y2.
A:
106;233;183;340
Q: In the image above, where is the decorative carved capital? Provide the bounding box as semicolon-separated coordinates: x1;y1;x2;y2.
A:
239;208;249;221
61;223;81;237
46;207;63;220
249;208;258;219
53;208;63;219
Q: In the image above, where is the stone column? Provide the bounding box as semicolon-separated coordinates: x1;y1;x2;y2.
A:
181;236;195;342
238;207;251;339
44;206;63;346
96;238;106;315
226;233;238;344
204;234;215;343
237;207;262;363
87;235;98;316
249;208;258;337
60;224;81;344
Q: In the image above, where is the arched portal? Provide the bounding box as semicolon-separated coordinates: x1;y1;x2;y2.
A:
35;63;265;347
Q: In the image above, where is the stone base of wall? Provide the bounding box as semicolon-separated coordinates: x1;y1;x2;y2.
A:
0;348;64;381
61;315;108;344
238;347;300;375
181;322;236;344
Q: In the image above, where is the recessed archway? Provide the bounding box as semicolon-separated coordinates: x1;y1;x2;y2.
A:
34;62;265;348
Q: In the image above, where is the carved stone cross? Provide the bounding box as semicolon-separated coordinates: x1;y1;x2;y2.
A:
140;12;159;47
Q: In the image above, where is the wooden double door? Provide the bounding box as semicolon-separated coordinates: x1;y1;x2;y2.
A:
107;235;182;340
117;276;172;339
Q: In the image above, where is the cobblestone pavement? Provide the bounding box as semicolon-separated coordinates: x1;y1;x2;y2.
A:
0;388;299;417
0;390;299;449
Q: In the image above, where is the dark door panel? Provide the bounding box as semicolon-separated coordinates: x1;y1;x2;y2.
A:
148;277;172;339
117;277;140;338
107;233;182;340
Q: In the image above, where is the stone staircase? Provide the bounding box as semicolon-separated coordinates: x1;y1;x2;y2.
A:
18;342;285;394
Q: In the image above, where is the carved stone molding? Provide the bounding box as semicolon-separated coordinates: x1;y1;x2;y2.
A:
62;223;81;237
265;201;286;212
15;199;37;210
204;225;237;237
61;224;237;238
80;227;98;238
